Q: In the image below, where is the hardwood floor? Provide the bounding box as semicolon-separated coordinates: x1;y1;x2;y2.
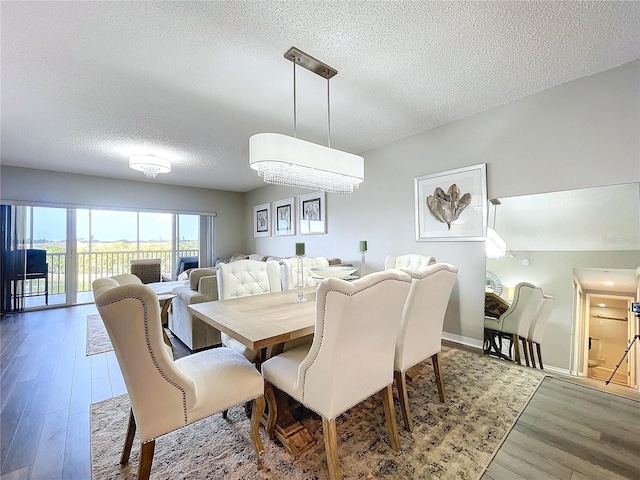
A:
481;376;640;480
1;306;638;479
0;304;190;479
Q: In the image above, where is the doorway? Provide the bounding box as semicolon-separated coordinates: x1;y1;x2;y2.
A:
582;293;636;388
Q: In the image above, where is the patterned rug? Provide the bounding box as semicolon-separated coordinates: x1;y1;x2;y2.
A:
86;314;113;356
90;347;544;479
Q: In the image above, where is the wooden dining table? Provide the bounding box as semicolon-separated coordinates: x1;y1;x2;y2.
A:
484;291;512;359
188;288;317;455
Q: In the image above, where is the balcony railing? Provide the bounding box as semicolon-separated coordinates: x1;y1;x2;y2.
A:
24;249;198;295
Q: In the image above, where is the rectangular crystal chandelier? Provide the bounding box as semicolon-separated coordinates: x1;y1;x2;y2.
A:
249;47;364;194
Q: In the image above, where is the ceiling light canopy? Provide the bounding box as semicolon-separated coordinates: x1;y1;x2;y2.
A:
249;47;364;194
129;155;171;178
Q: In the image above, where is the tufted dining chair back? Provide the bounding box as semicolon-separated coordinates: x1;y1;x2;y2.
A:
384;253;436;270
217;259;282;300
92;279;266;480
393;263;458;431
298;271;412;418
279;256;330;290
261;270;412;479
217;259;282;361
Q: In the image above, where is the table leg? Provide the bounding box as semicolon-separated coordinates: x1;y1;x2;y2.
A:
160;298;172;327
268;385;315;456
159;297;174;357
260;343;315;456
485;329;512;361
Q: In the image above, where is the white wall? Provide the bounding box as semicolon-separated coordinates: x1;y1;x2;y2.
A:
0;166;247;260
245;60;640;361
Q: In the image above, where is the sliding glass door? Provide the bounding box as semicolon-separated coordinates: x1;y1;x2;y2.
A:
2;204;212;313
0;205;69;310
76;210;200;300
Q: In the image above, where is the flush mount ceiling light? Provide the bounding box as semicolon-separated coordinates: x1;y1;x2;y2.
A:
249;47;364;194
129;155;171;178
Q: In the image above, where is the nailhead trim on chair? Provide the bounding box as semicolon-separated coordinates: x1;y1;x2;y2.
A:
299;276;412;418
98;294;189;425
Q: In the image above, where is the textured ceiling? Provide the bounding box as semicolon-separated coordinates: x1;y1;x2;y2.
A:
2;1;640;192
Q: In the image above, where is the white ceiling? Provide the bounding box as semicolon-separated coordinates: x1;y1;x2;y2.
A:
574;268;638;296
2;1;640;192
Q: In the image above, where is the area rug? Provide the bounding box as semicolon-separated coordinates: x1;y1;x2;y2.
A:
86;314;113;356
86;314;175;357
90;347;544;479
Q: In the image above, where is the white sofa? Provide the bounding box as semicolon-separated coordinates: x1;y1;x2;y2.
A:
168;268;221;351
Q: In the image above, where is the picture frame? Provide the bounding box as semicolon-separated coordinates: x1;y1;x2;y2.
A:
272;197;295;236
298;191;326;235
253;202;271;237
414;163;487;241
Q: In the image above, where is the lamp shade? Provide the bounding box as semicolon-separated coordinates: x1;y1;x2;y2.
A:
129;155;171;178
486;227;507;259
249;133;364;194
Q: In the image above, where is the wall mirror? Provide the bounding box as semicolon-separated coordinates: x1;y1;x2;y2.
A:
485;182;639;379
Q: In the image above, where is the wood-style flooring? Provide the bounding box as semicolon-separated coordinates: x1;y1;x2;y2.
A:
481;377;640;480
1;305;639;479
0;304;190;480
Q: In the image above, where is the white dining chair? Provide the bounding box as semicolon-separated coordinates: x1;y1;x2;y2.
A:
384;253;436;270
92;279;265;480
217;259;282;361
93;273;175;356
279;256;329;290
484;282;544;365
261;270;413;480
394;263;458;432
527;294;555;369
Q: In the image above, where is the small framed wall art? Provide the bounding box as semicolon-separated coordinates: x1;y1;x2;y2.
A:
298;191;326;235
414;163;487;241
253;202;271;237
272;197;295;236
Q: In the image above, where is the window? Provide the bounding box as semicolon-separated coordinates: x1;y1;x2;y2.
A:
1;204;214;311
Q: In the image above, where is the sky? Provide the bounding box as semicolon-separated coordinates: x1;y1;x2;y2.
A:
31;207;198;242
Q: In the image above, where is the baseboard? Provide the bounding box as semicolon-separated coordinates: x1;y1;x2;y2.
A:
540;364;570;375
442;332;483;351
442;333;573;376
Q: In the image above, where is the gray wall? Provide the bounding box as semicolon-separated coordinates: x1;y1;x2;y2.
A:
245;60;640;368
0;166;247;260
